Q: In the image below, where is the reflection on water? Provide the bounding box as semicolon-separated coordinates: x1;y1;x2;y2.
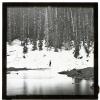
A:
73;78;93;95
7;69;94;95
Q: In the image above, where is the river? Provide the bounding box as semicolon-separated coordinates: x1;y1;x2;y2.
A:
7;68;94;95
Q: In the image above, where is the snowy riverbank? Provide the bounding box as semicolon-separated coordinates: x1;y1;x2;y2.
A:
58;67;94;80
7;39;94;72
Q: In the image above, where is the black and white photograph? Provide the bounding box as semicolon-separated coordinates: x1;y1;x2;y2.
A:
2;2;98;99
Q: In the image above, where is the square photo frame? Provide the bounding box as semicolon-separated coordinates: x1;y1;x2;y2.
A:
2;2;98;99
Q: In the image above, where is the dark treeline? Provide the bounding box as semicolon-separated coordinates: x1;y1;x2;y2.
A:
7;7;94;58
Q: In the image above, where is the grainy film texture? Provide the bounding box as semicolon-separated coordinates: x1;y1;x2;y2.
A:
7;7;94;96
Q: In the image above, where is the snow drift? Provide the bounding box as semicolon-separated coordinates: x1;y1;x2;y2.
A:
7;39;94;72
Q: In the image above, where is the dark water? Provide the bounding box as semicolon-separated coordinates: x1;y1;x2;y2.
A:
7;69;94;95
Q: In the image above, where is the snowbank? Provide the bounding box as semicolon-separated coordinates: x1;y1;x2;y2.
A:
7;39;94;72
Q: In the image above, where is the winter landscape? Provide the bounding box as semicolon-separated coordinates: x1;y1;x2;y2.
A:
7;6;94;96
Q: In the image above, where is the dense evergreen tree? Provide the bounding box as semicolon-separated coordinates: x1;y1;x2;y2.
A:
7;7;94;58
32;40;37;51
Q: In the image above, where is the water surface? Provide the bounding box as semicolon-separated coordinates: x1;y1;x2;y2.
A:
7;68;93;95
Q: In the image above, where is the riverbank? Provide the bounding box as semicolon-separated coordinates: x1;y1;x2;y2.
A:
7;67;50;72
7;67;32;71
58;67;94;80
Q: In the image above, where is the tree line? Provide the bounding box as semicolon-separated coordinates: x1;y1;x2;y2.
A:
7;7;94;58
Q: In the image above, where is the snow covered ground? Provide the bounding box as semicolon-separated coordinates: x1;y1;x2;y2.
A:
7;39;94;72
